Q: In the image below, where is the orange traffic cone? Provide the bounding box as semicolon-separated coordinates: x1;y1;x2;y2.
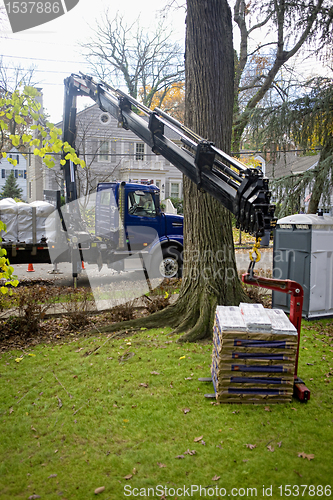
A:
27;263;35;272
82;261;85;270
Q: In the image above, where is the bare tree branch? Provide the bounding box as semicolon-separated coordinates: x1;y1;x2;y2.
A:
80;11;184;108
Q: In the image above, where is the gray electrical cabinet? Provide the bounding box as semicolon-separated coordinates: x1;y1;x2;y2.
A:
272;213;333;319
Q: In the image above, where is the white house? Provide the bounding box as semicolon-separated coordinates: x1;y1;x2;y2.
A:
53;104;183;202
0;147;27;200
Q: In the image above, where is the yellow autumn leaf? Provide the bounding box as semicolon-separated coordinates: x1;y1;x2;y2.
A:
179;356;185;360
15;358;23;363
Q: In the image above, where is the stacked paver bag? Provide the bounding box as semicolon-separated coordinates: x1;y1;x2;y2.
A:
211;303;298;403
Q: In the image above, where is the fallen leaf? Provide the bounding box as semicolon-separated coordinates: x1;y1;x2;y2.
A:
94;486;105;494
267;445;275;452
175;455;185;459
291;407;297;411
48;474;57;478
277;441;282;448
179;356;185;360
9;407;13;414
151;371;160;375
264;406;271;412
185;377;192;380
28;353;36;357
15;358;23;363
54;449;58;453
298;452;314;460
28;496;41;499
194;435;203;442
31;426;37;432
246;444;256;450
139;383;148;388
132;468;137;475
182;408;191;414
294;470;303;477
124;474;133;480
212;475;220;481
243;459;249;462
57;397;62;409
157;462;166;468
184;449;196;456
201;440;206;445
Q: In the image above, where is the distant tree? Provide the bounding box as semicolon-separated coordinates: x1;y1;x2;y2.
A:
81;12;184;107
0;171;23;200
250;77;333;215
143;81;185;121
232;0;333;152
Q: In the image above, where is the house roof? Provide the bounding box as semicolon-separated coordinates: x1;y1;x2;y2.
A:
265;152;320;179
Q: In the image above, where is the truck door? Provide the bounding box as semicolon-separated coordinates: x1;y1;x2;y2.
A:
126;188;162;250
95;183;120;248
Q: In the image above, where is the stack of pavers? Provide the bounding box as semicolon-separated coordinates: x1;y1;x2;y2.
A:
211;303;298;404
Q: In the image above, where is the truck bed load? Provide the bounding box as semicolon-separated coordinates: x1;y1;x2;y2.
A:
0;198;56;245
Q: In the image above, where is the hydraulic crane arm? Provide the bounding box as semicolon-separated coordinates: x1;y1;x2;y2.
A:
63;73;275;236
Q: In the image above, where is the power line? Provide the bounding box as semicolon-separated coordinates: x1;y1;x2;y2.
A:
0;54;87;64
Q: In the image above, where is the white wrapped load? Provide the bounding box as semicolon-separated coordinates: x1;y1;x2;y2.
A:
0;198;18;242
29;201;56;243
215;305;247;332
239;302;272;332
17;202;33;243
265;308;298;336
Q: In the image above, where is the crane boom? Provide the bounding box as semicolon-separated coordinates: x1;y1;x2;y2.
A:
63;73;275;236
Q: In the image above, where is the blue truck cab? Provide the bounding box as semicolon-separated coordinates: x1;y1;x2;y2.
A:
95;181;183;278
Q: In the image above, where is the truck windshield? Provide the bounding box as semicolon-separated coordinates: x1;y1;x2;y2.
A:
128;191;156;217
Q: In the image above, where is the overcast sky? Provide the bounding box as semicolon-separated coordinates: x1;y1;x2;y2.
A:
1;0;331;125
0;0;186;123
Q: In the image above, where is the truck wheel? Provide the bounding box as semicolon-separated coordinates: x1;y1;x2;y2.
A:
151;247;182;279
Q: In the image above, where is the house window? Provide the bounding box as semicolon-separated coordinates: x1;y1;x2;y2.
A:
99;140;109;161
155;180;160;189
18;170;24;178
170;182;180;198
135;143;144;161
5;169;12;178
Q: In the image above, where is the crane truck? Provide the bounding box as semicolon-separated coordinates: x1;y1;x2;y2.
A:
0;72;276;279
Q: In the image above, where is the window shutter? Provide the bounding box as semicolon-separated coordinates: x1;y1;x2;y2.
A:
1;169;5;178
14;170;18;178
128;142;134;158
24;170;27;179
111;140;118;164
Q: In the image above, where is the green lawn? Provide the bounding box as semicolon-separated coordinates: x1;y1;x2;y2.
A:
0;320;332;499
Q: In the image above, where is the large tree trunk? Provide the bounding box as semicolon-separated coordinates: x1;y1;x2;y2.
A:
173;0;247;341
95;0;247;342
